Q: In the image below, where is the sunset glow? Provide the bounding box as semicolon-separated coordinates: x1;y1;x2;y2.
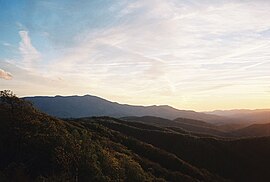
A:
1;0;270;111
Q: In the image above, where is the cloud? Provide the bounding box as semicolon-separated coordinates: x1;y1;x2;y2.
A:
0;69;13;80
19;30;41;69
2;1;270;110
39;0;269;104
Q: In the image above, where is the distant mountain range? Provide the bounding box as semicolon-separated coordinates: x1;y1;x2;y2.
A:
24;95;233;124
3;91;270;181
207;109;270;124
230;122;270;137
5;93;270;181
121;116;270;138
121;116;228;137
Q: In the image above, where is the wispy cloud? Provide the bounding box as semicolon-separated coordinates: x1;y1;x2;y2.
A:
48;0;270;87
1;0;270;110
0;69;12;80
18;30;41;69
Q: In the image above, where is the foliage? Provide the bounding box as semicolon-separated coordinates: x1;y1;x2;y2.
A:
2;91;270;181
95;117;270;182
0;91;154;181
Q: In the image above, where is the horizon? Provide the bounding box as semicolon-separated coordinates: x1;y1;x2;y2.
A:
1;0;270;111
21;92;270;112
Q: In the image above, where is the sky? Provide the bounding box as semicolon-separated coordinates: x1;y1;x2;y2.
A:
0;0;270;111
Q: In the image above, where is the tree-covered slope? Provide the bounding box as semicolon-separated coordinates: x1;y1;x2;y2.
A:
121;116;228;137
0;91;225;182
230;122;270;137
2;91;270;182
89;117;270;182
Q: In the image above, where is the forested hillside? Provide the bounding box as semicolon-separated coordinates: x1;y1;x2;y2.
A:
121;116;228;137
0;91;225;182
1;91;270;182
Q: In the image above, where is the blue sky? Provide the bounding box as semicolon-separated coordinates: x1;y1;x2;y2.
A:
1;0;270;111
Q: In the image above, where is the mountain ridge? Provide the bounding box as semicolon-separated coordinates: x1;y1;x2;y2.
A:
230;122;270;137
207;109;270;125
0;92;228;182
24;94;235;125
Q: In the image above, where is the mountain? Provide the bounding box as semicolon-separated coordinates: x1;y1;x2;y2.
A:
95;117;270;182
3;91;270;181
230;122;270;137
1;91;226;182
174;117;218;128
24;95;232;124
121;116;228;137
207;109;270;125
